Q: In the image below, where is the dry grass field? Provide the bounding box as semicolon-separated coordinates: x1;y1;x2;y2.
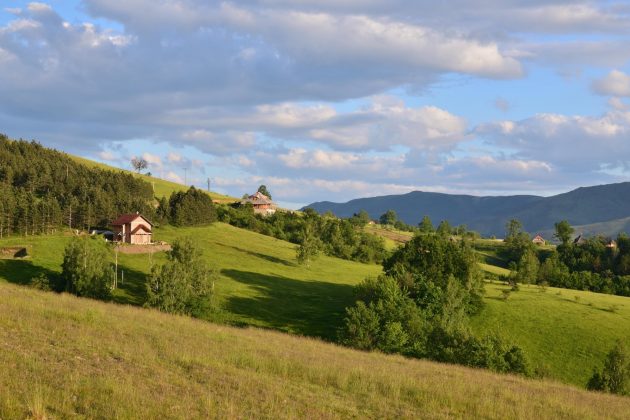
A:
1;282;629;419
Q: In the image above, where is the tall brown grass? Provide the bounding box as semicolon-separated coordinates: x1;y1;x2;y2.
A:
1;282;628;419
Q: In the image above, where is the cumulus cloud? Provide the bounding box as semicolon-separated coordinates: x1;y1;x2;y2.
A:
593;70;630;97
476;110;630;172
2;1;630;204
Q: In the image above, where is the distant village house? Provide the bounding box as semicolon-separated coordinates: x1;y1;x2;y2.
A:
532;234;545;245
111;213;153;244
241;191;277;215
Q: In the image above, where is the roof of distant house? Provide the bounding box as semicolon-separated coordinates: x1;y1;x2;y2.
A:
111;213;153;226
243;191;274;205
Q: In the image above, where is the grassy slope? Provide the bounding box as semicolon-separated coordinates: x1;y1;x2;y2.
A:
471;282;630;387
2;224;630;388
0;223;381;340
2;282;629;419
69;155;236;201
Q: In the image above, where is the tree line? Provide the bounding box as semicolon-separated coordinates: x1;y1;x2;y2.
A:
504;219;630;297
0;136;155;236
218;206;388;264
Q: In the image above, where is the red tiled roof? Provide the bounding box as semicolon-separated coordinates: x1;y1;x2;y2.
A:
111;213;153;226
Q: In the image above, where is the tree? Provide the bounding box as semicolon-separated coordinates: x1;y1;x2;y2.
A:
131;157;148;173
505;219;523;241
436;220;452;237
257;184;272;199
383;233;484;320
296;223;322;266
379;209;397;226
349;210;371;227
587;340;630;395
514;248;540;285
418;215;434;233
145;238;216;316
59;237;113;299
503;218;532;263
554;220;574;246
168;187;217;226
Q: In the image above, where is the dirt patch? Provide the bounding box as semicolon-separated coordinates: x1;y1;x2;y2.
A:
115;244;171;254
0;247;29;259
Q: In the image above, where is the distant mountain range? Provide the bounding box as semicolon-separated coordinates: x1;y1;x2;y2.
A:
304;182;630;238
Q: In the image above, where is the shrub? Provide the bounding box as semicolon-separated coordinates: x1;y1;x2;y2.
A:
587;341;630;395
145;238;217;316
59;237;113;299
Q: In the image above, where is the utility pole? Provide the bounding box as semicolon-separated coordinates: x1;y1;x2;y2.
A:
184;168;188;186
207;177;211;192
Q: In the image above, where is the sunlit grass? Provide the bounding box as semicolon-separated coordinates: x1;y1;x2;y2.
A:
1;282;628;419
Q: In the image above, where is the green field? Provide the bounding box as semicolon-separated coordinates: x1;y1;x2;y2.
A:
0;224;381;340
1;282;628;419
1;223;630;389
471;281;630;387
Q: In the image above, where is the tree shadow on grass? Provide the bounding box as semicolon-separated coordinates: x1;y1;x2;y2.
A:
0;259;58;286
112;264;149;306
221;269;356;340
224;245;296;267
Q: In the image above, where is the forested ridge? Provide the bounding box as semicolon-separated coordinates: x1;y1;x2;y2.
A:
0;135;155;236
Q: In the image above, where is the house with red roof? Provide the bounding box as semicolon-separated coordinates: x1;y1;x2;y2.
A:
532;234;545;245
110;212;153;244
241;191;277;215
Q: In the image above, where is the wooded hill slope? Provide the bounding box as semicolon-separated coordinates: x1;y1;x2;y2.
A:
305;182;630;237
2;282;629;419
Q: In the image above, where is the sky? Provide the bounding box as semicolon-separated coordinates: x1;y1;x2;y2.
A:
1;1;630;208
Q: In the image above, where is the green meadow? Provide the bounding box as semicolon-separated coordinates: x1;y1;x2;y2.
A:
1;281;629;419
471;281;630;387
1;222;630;389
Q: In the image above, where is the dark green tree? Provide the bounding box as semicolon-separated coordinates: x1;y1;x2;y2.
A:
168;187;217;226
379;209;398;226
418;215;434;233
257;184;272;199
349;210;371;227
436;220;452;237
554;220;574;246
59;237;113;299
145;238;216;316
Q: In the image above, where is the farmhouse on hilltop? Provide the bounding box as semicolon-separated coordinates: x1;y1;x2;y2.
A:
532;235;545;245
241;191;277;215
111;213;153;244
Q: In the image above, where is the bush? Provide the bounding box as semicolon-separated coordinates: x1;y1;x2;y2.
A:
341;276;427;356
145;238;217;316
59;237;114;299
587;341;630;395
166;187;217;227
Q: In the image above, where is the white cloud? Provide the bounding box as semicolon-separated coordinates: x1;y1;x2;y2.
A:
98;150;116;161
477;110;630;171
141;152;162;167
593;70;630;97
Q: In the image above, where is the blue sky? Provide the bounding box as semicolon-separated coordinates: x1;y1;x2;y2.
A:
1;1;630;208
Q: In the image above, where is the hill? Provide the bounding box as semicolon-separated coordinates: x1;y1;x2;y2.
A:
70;155;236;202
305;182;630;237
2;223;629;388
1;282;629;419
0;223;381;339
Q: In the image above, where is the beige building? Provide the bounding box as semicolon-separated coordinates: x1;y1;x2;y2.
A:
241;191;277;215
111;213;153;244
